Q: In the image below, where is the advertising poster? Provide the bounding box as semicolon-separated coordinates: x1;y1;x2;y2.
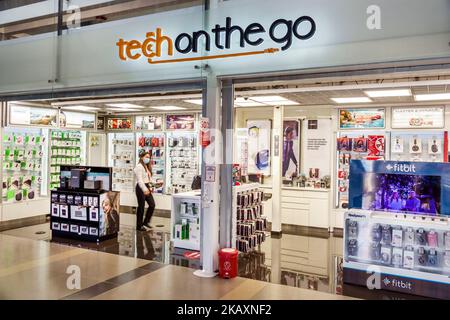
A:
10;105;58;127
339;108;385;129
107;117;132;130
97;116;105;130
303;118;332;178
392;107;445;129
99;191;120;236
247;120;271;175
136;115;163;130
166;114;195;130
282;120;300;178
60;111;95;129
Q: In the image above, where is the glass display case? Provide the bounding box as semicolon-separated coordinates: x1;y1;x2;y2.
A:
108;132;135;193
136;132;165;194
166;131;200;194
336;132;387;209
2;127;49;202
49;130;87;190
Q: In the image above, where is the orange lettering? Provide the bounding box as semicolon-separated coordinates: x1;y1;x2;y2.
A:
116;38;128;61
126;40;142;60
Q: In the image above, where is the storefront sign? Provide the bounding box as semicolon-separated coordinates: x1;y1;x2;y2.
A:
60;111;95;129
339;108;385;129
9;104;58;127
107;117;132;130
116;16;316;64
166;114;196;130
391;107;445;129
136;115;163;130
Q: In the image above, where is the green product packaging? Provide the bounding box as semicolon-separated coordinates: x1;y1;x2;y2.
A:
6;189;15;202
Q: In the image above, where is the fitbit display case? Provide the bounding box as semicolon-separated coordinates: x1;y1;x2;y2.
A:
343;160;450;299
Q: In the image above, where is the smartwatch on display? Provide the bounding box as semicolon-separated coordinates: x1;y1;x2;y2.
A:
381;225;392;244
347;239;358;256
418;247;428;266
428;249;438;266
416;228;428;246
371;224;382;242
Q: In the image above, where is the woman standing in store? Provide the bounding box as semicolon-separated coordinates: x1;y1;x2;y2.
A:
134;150;156;231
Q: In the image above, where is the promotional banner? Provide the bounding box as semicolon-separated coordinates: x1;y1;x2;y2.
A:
247;120;271;175
339;108;385;129
166;114;196;130
303;119;332;178
9;104;58;127
136;115;163;130
282;120;300;178
349;160;450;216
391;107;445;129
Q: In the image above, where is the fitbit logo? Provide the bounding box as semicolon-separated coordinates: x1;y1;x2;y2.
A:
383;277;413;290
386;163;416;173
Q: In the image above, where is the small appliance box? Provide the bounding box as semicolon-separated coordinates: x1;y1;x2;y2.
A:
70;168;86;189
84;180;103;190
189;223;200;242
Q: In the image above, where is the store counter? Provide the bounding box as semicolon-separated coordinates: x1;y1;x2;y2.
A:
281;187;331;230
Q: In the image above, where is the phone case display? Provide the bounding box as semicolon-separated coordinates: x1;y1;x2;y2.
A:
51;189;120;241
166;132;200;194
2;127;49;202
109;133;135;192
344;210;450;299
50;130;86;189
137;133;165;193
232;184;267;253
171;191;201;250
390;132;447;162
336;132;387;209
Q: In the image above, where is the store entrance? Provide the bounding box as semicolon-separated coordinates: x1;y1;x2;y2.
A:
228;71;450;298
0;89;205;269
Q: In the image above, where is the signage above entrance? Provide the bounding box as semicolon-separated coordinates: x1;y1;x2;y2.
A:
116;16;316;64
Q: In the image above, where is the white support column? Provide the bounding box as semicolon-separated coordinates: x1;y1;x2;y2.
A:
194;73;221;278
271;106;283;234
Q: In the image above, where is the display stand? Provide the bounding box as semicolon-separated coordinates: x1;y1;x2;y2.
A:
171;191;201;250
232;184;268;253
50;166;119;242
343;160;450;299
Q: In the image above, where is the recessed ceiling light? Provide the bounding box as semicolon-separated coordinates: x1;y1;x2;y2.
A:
331;97;372;104
62;106;100;111
151;106;186;111
414;93;450;101
183;99;203;105
365;89;411;98
105;103;145;109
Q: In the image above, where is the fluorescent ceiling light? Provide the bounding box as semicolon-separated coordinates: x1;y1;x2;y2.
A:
250;95;299;105
414;93;450;101
234;98;266;107
331;97;372;104
183;99;203;105
151;106;186;111
62;106;100;111
365;89;411;98
107;108;142;112
105;103;145;109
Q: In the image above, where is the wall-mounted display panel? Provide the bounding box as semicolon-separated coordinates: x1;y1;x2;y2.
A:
339;108;385;130
392;107;445;129
9;104;58;127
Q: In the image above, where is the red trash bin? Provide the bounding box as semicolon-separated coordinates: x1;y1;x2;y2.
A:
218;248;238;279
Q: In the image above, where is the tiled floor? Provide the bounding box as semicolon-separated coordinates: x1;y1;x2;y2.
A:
0;213;429;300
0;232;355;300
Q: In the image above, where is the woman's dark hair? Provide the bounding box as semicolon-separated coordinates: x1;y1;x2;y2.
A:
138;150;152;172
284;126;294;137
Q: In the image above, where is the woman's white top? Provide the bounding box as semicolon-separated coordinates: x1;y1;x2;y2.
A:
134;163;151;193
